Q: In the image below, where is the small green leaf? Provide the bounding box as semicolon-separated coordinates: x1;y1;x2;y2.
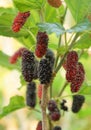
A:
0;95;25;118
67;20;91;33
13;0;44;11
0;51;20;70
37;23;65;36
74;33;91;49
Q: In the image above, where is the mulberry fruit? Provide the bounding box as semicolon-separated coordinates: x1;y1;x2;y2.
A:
45;49;55;69
66;51;78;82
9;47;25;64
47;0;62;8
38;58;52;84
70;62;85;93
12;11;30;32
37;84;43;99
35;32;49;58
50;110;61;121
48;100;57;111
72;95;85;113
21;49;35;82
36;121;42;130
60;100;68;111
53;126;62;130
33;60;39;79
26;82;36;108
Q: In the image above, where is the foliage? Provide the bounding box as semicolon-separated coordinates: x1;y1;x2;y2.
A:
0;0;91;130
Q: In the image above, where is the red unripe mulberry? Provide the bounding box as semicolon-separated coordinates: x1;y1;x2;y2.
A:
12;11;30;32
37;84;43;99
47;0;62;8
9;48;25;64
36;121;42;130
35;32;49;58
70;62;85;93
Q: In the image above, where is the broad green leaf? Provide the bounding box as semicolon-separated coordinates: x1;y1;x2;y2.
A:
45;4;65;23
67;20;91;33
0;51;20;70
64;0;91;23
37;23;65;36
0;95;25;118
13;0;44;11
74;34;91;49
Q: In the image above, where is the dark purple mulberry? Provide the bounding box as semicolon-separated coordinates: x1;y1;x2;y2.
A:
45;49;55;69
50;110;61;121
21;49;35;82
72;95;85;113
38;59;52;84
48;100;57;111
53;126;62;130
26;82;36;108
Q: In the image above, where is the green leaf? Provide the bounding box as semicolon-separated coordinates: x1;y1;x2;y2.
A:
0;95;25;118
67;19;91;33
74;33;91;49
37;23;65;36
78;108;91;118
13;0;44;11
0;51;20;70
0;8;29;37
64;0;91;23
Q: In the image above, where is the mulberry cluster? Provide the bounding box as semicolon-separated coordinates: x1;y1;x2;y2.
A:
72;95;85;113
53;126;62;130
21;49;36;82
66;51;78;82
36;121;42;130
60;99;68;111
26;82;36;108
38;58;52;84
48;100;61;121
37;84;43;99
35;32;49;58
65;51;85;93
12;11;30;32
71;62;85;92
9;47;25;64
47;0;62;8
45;49;55;69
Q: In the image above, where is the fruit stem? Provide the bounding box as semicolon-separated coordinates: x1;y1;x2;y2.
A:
55;33;79;73
41;85;48;130
58;81;68;97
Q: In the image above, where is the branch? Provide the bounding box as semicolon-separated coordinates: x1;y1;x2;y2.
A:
41;85;48;130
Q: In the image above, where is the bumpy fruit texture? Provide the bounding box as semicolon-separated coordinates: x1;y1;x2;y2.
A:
70;62;85;93
12;11;30;32
37;84;43;99
66;51;78;82
47;0;62;8
45;49;55;69
36;121;42;130
53;126;62;130
72;95;85;113
9;48;25;64
33;60;39;79
38;59;52;84
21;49;35;82
48;100;57;111
50;110;61;121
26;82;36;108
48;100;61;121
35;32;49;58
